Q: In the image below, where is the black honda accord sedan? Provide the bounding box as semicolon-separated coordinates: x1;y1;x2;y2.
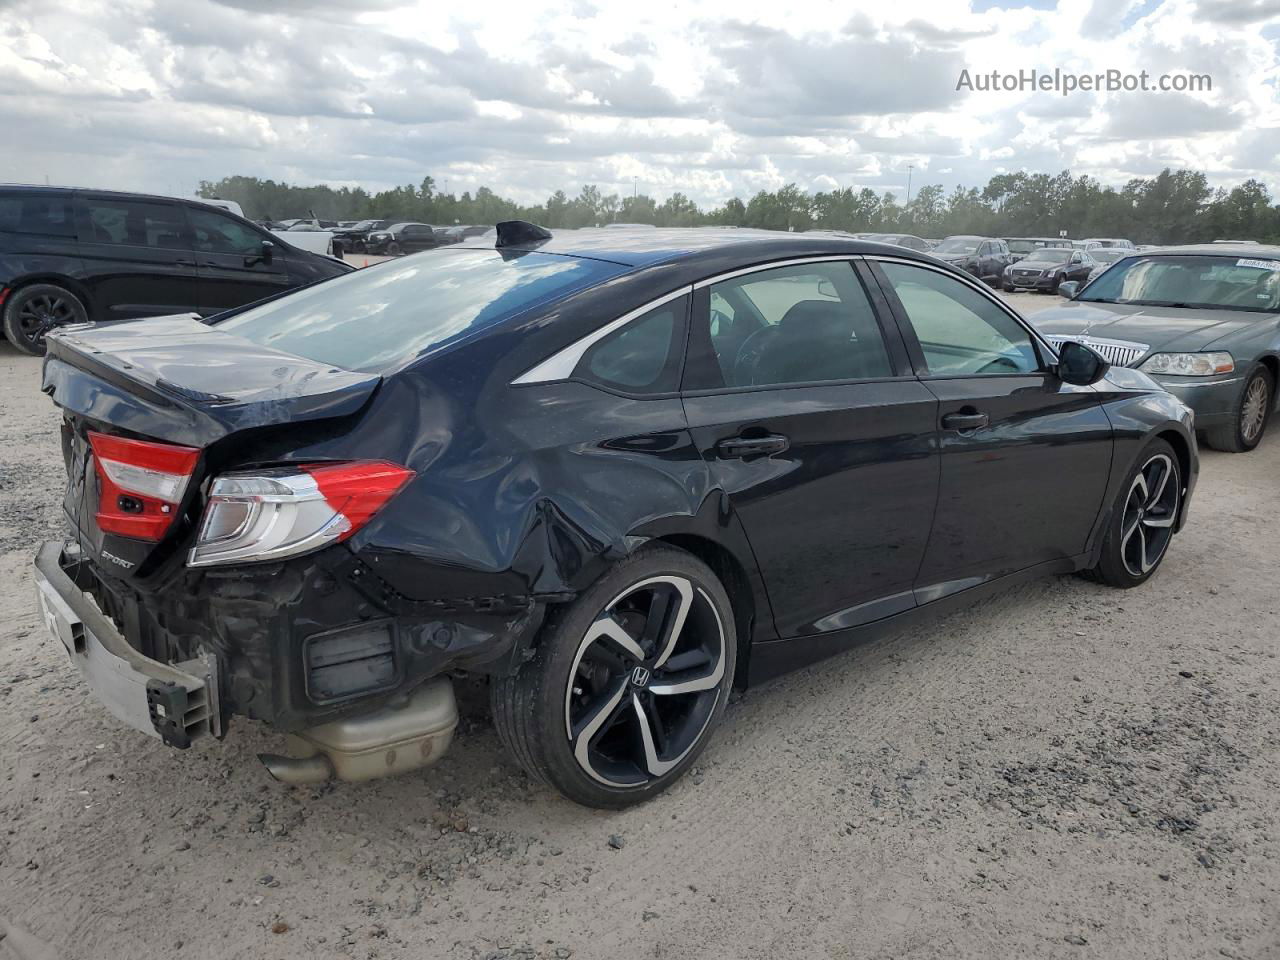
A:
34;224;1197;808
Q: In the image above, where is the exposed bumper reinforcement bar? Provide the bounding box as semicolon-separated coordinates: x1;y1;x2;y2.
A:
33;541;222;748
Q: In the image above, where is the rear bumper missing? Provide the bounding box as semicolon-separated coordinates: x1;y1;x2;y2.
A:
33;541;222;748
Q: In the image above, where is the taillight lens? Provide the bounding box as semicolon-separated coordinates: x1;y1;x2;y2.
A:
188;461;413;568
88;431;200;541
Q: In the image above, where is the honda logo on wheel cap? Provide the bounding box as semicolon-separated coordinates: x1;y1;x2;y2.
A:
630;666;651;687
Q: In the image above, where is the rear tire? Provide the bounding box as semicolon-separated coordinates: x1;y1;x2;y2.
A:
2;283;88;357
491;545;737;808
1204;363;1273;453
1085;438;1181;588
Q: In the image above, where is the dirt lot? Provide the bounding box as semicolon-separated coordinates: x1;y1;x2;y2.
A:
2;291;1279;960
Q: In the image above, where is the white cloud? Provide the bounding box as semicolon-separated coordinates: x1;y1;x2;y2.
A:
0;0;1275;206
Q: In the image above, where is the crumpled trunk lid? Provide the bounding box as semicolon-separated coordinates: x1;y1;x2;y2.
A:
42;315;381;577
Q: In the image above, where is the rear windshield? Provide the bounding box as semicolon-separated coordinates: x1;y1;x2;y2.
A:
215;249;626;372
1078;254;1280;312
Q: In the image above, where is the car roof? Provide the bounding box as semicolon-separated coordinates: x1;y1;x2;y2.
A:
495;225;950;270
0;183;217;206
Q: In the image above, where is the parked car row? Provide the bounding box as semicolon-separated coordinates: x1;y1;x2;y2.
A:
291;220;494;256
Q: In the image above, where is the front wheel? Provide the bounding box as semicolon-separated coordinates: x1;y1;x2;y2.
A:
491;545;737;808
1204;363;1273;453
1002;282;1015;292
2;283;89;356
1085;438;1182;588
386;241;402;256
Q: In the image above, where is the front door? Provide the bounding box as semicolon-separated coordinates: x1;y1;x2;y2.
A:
870;258;1113;601
75;194;201;320
185;205;292;314
682;259;939;640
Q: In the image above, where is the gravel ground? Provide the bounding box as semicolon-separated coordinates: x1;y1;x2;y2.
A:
2;291;1279;960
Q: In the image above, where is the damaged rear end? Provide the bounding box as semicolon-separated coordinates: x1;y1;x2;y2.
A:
35;316;472;781
33;245;649;785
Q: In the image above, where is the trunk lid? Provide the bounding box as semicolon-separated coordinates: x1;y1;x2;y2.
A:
43;315;381;578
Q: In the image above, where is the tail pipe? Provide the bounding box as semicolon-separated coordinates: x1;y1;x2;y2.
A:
259;678;457;785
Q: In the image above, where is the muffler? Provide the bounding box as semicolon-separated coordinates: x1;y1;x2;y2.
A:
260;678;457;785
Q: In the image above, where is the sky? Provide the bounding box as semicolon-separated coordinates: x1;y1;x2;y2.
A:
1;0;1278;207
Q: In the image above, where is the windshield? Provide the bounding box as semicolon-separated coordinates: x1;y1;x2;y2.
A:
216;250;627;372
1090;250;1126;264
1007;240;1038;254
1078;254;1280;312
935;237;980;254
1025;247;1073;260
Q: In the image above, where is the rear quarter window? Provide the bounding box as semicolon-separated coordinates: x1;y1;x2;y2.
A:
0;193;76;238
215;249;627;372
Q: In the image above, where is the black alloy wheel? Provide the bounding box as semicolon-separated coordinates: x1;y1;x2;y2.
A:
2;284;89;357
1086;438;1182;588
491;546;737;808
564;574;727;788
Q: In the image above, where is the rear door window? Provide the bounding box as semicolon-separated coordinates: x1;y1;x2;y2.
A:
699;262;894;388
0;192;76;238
80;198;190;251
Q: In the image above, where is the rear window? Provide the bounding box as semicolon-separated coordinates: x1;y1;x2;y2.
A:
0;193;76;238
215;249;626;372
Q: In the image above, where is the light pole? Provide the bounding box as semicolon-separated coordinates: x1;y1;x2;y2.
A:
906;164;914;205
633;177;638;199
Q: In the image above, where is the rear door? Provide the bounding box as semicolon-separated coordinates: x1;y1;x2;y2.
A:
75;194;201;320
869;257;1113;601
185;204;291;314
682;258;939;640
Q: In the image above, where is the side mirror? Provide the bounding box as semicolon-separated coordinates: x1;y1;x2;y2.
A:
1055;340;1110;386
1057;280;1079;299
261;240;274;263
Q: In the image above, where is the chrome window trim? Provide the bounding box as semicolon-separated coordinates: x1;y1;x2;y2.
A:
866;253;1062;362
690;255;858;290
511;285;693;385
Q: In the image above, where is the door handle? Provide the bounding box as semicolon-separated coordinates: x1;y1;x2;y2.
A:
941;411;989;431
717;435;790;459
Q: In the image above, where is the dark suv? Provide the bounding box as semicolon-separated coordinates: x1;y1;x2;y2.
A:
931;236;1014;285
365;222;443;255
0;185;354;356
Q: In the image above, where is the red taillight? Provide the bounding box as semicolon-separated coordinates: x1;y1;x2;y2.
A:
303;461;415;541
87;431;200;541
188;460;415;567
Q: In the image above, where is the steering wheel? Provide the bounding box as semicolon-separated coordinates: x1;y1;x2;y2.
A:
733;326;781;386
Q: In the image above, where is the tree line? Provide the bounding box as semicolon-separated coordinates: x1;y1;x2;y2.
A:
199;169;1280;245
